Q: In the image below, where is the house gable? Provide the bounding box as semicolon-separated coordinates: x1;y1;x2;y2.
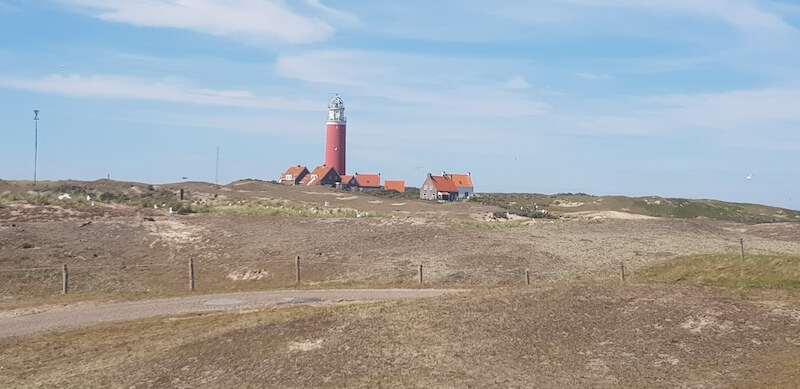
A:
280;165;309;185
300;165;340;187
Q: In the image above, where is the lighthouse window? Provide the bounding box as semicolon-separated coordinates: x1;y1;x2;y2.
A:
334;147;338;151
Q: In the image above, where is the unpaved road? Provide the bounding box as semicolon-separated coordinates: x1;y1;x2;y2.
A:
0;289;461;338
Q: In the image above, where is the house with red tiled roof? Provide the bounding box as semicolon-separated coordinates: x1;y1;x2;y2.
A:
338;175;356;189
444;173;474;200
384;180;405;193
299;165;341;187
353;173;381;191
279;165;309;186
420;173;459;201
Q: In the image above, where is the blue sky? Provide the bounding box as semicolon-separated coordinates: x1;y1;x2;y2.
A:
1;0;799;209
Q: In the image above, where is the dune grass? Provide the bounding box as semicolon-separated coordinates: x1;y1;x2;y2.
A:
632;253;800;288
210;200;379;218
450;218;527;229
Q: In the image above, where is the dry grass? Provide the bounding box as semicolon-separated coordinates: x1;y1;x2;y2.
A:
2;284;799;388
632;253;800;288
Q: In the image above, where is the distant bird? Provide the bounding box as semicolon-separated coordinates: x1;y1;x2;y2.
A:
746;174;753;180
182;176;188;180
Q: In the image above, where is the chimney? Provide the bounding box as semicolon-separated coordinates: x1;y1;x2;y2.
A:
468;172;471;176
441;171;446;176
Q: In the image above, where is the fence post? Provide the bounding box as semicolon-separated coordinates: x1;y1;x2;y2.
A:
189;258;195;291
739;238;745;279
418;264;423;284
62;264;68;294
620;262;625;283
296;255;301;284
525;269;530;285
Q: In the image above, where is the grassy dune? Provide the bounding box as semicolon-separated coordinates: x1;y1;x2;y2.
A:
633;254;800;288
3;285;799;387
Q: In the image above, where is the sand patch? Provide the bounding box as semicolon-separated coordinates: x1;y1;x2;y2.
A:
227;269;269;281
288;339;324;352
552;200;584;207
565;211;657;220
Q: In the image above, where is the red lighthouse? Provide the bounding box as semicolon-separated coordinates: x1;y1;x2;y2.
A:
324;94;347;175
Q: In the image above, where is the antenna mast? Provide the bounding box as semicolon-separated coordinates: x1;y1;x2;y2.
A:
33;110;39;185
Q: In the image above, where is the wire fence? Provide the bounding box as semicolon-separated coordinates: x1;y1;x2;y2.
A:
0;255;572;298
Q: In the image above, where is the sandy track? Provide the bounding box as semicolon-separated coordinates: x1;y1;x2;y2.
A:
0;289;461;338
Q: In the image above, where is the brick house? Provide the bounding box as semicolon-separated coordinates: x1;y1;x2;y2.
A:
299;165;341;187
420;173;459;201
353;173;382;191
444;173;474;200
339;175;356;190
279;165;309;186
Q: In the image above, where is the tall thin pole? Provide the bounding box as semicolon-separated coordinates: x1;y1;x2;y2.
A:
33;110;39;185
215;146;219;186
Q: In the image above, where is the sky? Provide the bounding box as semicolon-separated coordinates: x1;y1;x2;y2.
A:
1;0;799;209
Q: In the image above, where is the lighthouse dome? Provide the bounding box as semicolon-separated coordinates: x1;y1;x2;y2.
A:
329;95;344;109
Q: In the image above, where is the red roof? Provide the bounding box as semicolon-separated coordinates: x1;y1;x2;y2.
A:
340;175;355;185
354;174;381;188
445;174;473;188
300;165;336;186
384;180;405;193
283;165;308;178
430;175;458;192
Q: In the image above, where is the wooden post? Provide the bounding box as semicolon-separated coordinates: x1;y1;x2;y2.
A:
180;188;184;200
525;269;531;285
620;262;625;283
189;258;195;291
295;255;301;284
418;264;423;284
740;238;745;279
62;264;68;294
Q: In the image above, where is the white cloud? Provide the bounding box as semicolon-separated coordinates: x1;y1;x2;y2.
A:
582;0;796;36
561;87;800;138
641;88;800;129
0;73;319;111
58;0;345;45
577;72;612;80
489;0;798;46
276;50;548;118
505;76;532;89
304;0;358;26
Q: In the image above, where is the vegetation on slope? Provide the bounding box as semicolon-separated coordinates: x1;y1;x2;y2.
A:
474;193;800;223
633;254;800;288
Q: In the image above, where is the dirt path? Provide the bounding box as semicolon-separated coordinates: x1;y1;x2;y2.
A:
0;289;461;338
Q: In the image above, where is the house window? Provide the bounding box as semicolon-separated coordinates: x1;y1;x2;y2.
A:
286;174;293;180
